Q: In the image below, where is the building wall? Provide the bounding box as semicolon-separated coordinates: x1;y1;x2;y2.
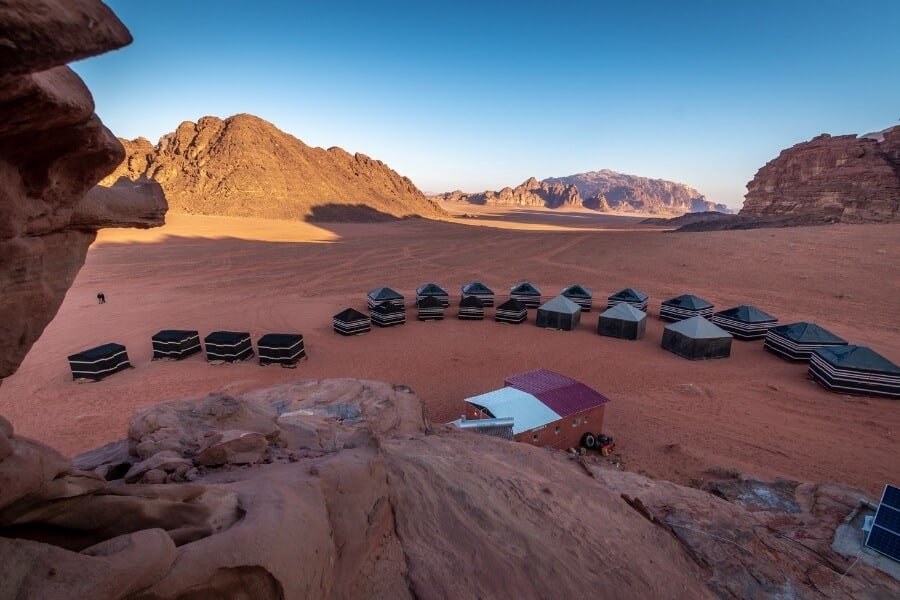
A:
466;404;607;449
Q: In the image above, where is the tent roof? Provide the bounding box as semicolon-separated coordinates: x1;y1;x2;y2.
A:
205;331;249;343
416;283;447;296
538;295;581;315
496;298;526;311
664;316;732;339
505;369;611;417
460;295;484;308
561;284;592;298
715;305;777;323
258;333;303;345
662;294;713;310
609;288;649;302
367;286;404;301
600;302;647;321
417;296;443;308
465;387;562;435
813;345;900;374
68;342;126;360
461;281;493;294
770;322;846;344
510;281;541;295
372;301;403;314
334;308;368;321
152;330;198;341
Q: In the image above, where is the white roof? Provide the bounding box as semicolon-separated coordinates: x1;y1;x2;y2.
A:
464;387;562;435
538;295;582;315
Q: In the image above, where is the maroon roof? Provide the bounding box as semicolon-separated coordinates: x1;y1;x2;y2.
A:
505;369;610;417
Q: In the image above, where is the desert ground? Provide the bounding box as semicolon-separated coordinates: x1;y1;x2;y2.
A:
1;207;898;494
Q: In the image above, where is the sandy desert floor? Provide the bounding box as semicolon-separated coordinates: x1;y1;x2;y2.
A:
2;209;898;494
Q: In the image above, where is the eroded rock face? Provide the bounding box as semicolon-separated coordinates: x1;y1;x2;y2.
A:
437;177;582;209
741;127;900;223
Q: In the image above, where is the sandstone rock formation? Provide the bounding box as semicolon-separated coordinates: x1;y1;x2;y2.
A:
101;115;447;222
436;177;582;209
741;126;900;223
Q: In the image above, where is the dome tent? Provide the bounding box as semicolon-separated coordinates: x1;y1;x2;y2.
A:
598;303;646;340
711;305;777;340
536;295;582;331
661;316;732;360
660;294;714;322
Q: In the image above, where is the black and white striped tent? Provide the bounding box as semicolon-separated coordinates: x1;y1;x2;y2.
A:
458;295;485;320
151;330;201;360
333;308;371;336
561;284;593;311
257;333;306;367
809;345;900;399
495;298;527;324
416;283;449;307
367;286;404;311
536;295;581;331
660;294;714;322
607;288;649;311
371;301;405;327
461;281;494;307
204;331;254;363
763;322;847;362
661;316;732;360
711;305;778;340
417;296;445;321
68;343;131;381
510;282;542;308
598;303;646;340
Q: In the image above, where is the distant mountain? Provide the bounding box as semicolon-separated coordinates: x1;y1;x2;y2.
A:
435;170;729;215
101;114;446;222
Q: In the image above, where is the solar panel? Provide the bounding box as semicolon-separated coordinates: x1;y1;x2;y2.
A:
865;484;900;561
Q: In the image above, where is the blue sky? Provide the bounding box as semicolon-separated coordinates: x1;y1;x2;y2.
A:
75;1;900;209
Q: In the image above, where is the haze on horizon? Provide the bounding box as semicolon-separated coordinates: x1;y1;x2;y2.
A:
74;0;900;210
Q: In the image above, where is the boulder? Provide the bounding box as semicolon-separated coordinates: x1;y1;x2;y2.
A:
195;430;268;467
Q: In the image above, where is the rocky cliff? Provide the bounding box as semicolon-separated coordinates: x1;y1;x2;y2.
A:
102;115;447;222
741;126;900;223
435;177;582;209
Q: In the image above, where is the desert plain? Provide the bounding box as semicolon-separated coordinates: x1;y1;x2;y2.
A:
1;205;897;494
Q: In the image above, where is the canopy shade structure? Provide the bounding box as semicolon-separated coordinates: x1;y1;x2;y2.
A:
417;296;445;321
257;333;306;367
809;345;900;399
333;308;371;336
367;286;404;311
495;298;527;324
561;284;593;311
510;282;542;308
416;283;449;307
764;322;847;362
661;316;732;360
458;295;485;320
598;303;647;340
464;387;561;435
461;281;494;307
151;330;201;360
660;294;714;322
204;331;254;363
536;295;582;331
607;288;649;311
68;343;131;381
711;305;778;340
371;301;405;327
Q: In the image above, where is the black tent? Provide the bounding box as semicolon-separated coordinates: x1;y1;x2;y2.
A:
68;343;131;381
607;288;649;311
333;308;371;336
660;294;714;322
661;316;732;360
495;298;527;324
598;303;646;340
535;295;581;331
809;345;900;399
764;322;847;362
510;282;542;308
461;281;494;307
204;331;254;363
258;333;306;367
417;296;445;321
458;295;485;320
151;330;201;360
367;286;404;311
371;301;405;327
711;305;778;340
416;283;449;307
561;284;593;311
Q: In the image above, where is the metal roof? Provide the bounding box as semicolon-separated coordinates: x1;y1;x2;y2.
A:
505;369;611;417
464;387;561;435
664;316;732;339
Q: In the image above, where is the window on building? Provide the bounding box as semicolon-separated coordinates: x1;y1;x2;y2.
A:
583;416;588;424
554;426;560;434
532;433;539;442
572;418;580;427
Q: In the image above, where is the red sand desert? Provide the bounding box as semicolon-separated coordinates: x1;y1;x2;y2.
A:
1;207;898;494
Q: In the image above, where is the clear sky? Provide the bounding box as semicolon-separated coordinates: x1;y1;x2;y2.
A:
74;0;900;209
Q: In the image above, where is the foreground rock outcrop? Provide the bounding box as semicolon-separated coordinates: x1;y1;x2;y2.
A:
102;115;447;222
741;126;900;223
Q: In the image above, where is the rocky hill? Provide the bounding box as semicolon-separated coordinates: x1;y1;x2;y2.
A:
741;126;900;223
101;114;446;222
435;177;582;209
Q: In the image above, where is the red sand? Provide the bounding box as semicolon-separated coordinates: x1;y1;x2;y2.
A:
2;211;898;494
